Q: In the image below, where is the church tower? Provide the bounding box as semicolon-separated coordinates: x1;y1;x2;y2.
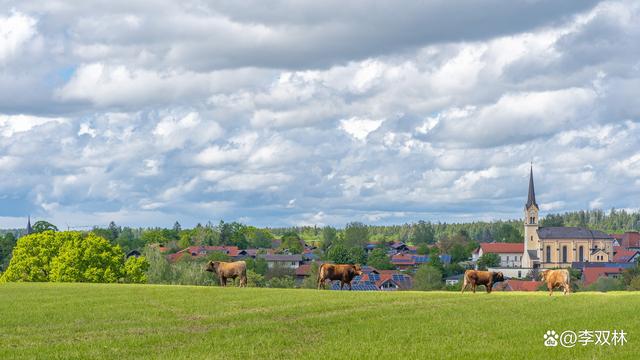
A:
523;165;540;266
27;216;33;235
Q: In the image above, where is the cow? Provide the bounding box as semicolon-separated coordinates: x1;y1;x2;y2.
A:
540;269;570;296
461;270;504;294
317;263;363;290
205;260;247;287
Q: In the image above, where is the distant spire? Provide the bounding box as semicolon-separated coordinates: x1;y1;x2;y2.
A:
27;216;33;234
526;164;538;209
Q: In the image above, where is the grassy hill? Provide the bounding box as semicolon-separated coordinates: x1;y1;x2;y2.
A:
0;283;638;359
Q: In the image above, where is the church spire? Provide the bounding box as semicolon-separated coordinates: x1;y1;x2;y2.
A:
526;164;538;209
27;216;33;234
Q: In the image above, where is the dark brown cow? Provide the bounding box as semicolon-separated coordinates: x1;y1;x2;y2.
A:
317;264;363;290
461;270;504;293
540;269;570;296
205;260;247;287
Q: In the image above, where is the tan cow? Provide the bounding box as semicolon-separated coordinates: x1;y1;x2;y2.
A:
540;269;570;295
317;264;363;290
205;260;247;287
461;270;504;294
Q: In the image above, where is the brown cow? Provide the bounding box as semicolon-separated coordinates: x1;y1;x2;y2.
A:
461;270;504;294
317;264;363;290
540;269;570;296
205;260;247;287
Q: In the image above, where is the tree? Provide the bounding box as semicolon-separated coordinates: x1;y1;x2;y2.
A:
1;231;126;283
411;221;435;244
32;221;58;233
280;231;304;254
243;226;274;249
493;223;521;243
49;233;125;283
416;243;430;255
107;221;120;242
301;262;320;289
247;269;266;287
327;244;352;264
367;248;395;270
428;247;444;272
321;226;337;251
268;276;295;288
413;265;443;291
0;232;17;270
344;222;368;249
123;256;149;283
477;253;500;270
143;246;172;284
349;247;367;265
449;243;470;263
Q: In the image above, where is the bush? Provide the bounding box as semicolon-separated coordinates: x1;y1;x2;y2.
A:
413;264;443;291
268;276;295;288
124;256;149;283
247;269;266;287
582;277;625;292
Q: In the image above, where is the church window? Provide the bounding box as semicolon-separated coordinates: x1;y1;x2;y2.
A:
562;246;567;263
546;246;551;262
578;246;584;262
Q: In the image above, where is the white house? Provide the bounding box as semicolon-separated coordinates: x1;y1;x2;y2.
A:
473;243;524;268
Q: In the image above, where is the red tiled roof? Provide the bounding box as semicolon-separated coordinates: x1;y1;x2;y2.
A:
295;264;311;276
479;243;524;254
391;253;415;265
582;267;624;286
622;232;640;248
613;249;640;262
610;234;624;240
504;280;542;291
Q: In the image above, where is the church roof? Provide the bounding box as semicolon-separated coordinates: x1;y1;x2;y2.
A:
537;227;612;240
525;165;538;209
527;250;539;261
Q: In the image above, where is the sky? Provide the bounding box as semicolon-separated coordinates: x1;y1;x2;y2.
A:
0;0;639;229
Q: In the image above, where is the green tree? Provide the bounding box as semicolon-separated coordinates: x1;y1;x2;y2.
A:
411;221;435;244
416;243;430;255
143;246;172;284
449;243;470;263
349;247;367;265
49;233;125;283
123;256;149;283
268;276;295;288
280;231;304;254
0;232;17;270
243;226;274;248
428;247;444;272
493;223;521;243
413;264;443;291
327;244;352;264
321;226;337;251
301;262;320;289
253;257;268;276
1;231;64;282
344;222;368;249
367;248;395;270
32;221;58;233
477;253;500;270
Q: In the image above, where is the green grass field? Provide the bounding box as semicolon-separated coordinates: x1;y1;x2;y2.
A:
0;283;637;359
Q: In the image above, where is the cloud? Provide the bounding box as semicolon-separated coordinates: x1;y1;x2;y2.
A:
2;0;640;227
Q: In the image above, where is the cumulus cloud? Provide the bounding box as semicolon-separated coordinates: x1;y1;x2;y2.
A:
1;0;640;227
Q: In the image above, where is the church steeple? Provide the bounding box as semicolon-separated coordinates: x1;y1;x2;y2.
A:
27;216;33;234
526;164;538;209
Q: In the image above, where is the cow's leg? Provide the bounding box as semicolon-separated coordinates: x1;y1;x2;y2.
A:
340;281;344;290
349;282;353;290
461;278;467;294
548;284;553;296
240;275;247;287
487;284;492;294
472;283;476;294
563;283;569;295
221;276;226;287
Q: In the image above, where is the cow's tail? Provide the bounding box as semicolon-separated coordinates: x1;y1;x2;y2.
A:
461;270;469;294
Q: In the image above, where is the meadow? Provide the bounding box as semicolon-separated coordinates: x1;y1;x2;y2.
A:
0;283;638;359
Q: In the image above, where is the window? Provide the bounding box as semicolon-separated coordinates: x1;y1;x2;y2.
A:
530;236;533;242
518;271;522;278
546;246;551;262
562;246;567;263
578;246;584;262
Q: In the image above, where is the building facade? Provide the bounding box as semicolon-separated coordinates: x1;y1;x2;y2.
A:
521;166;614;269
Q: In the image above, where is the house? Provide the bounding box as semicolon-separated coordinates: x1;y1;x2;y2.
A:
582;267;625;286
613;248;640;263
473;243;524;268
390;242;410;253
258;254;303;269
445;274;463;286
494;279;542;291
391;253;451;270
620;232;640;250
233;248;258;260
165;245;240;263
329;266;412;291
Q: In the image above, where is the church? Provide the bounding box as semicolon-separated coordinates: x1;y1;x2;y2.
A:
520;166;614;270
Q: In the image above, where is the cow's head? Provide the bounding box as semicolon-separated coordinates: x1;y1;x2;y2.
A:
492;271;505;283
205;261;220;273
353;264;364;276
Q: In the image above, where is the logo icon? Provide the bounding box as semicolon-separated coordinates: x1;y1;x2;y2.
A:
544;330;559;347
